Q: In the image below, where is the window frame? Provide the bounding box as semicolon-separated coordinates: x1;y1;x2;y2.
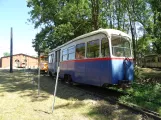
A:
68;46;75;60
75;43;85;59
87;39;100;58
101;37;110;57
111;34;132;57
62;49;68;61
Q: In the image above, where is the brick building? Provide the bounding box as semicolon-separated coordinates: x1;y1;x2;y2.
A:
0;53;38;69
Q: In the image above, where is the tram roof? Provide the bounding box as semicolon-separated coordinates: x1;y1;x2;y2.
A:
50;29;131;53
144;54;159;57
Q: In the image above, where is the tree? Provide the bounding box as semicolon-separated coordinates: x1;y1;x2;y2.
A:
27;0;161;62
3;52;10;57
27;0;93;52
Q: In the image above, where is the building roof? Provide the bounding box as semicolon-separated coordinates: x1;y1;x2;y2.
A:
1;53;38;59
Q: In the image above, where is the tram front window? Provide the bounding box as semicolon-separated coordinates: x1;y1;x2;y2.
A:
111;35;131;57
40;56;48;62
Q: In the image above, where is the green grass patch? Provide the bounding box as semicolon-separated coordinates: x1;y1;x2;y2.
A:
134;67;161;83
119;83;161;115
119;67;161;116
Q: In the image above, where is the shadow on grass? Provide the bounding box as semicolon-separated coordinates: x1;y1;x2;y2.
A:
35;76;144;120
0;71;144;120
0;71;49;102
35;75;95;101
86;102;143;120
54;101;85;110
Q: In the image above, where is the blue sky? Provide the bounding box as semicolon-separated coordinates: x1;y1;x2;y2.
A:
0;0;38;57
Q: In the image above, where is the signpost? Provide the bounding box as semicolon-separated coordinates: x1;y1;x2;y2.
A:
52;67;60;113
38;51;40;95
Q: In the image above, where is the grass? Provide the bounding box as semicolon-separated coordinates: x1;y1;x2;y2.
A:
135;67;161;83
119;83;161;115
0;72;156;120
0;71;148;120
119;67;161;116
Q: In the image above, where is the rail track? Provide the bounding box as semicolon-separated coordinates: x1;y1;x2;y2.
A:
60;80;161;120
29;71;161;120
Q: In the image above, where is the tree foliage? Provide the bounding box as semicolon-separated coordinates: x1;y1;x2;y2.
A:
3;52;10;57
27;0;161;59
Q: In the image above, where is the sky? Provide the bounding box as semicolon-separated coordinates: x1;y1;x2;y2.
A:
0;0;38;57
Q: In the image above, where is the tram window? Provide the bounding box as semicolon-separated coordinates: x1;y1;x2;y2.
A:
52;54;54;63
63;49;67;55
87;39;99;58
158;57;161;62
68;46;75;60
155;57;158;62
62;49;68;61
111;35;131;57
48;55;50;63
152;58;155;62
62;55;68;61
76;43;85;59
49;55;52;63
101;38;109;57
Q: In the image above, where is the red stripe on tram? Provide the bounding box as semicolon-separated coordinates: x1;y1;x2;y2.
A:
60;57;133;63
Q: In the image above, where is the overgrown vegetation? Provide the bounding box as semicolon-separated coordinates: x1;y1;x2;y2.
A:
134;67;161;83
119;67;161;115
119;83;161;115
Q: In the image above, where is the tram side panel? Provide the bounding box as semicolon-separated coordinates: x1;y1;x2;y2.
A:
60;58;113;86
111;59;133;84
67;61;75;80
59;61;67;78
84;59;101;86
100;59;112;86
74;61;86;84
111;59;124;84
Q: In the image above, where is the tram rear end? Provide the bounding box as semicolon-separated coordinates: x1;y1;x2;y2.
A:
40;55;48;74
110;34;133;86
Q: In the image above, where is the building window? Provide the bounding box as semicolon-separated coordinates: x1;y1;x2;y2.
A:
68;46;75;60
87;39;99;58
101;38;109;57
62;49;68;61
76;43;85;59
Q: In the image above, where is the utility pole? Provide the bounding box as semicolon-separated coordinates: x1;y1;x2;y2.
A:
10;27;13;73
38;50;40;95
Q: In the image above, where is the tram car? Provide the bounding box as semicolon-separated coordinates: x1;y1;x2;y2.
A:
140;54;161;68
48;29;134;86
40;55;48;74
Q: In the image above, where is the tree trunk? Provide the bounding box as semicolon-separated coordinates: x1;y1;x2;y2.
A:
91;0;99;30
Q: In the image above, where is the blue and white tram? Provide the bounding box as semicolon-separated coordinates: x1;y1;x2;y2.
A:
48;29;134;86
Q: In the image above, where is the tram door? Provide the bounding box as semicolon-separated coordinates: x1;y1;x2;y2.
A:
55;49;61;71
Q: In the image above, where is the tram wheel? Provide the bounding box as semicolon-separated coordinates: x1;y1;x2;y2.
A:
67;75;73;85
119;83;128;90
63;74;73;85
49;72;52;77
